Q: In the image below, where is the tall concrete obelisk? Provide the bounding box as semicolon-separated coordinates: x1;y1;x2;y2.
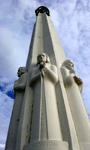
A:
5;6;90;150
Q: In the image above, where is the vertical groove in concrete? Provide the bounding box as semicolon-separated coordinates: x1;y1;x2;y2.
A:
40;77;48;140
39;76;42;141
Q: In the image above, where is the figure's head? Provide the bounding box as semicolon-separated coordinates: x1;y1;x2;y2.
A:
37;53;50;65
61;60;74;70
17;67;27;77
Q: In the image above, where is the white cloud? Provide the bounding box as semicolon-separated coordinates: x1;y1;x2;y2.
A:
0;26;29;77
0;144;5;150
14;0;40;21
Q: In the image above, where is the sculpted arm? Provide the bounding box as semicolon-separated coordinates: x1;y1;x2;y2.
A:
61;68;76;83
61;67;70;82
14;73;27;91
45;65;58;84
29;68;41;87
61;60;83;92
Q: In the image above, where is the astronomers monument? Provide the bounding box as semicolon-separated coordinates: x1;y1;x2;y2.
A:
5;6;90;150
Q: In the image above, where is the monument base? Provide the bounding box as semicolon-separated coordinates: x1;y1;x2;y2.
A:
23;140;69;150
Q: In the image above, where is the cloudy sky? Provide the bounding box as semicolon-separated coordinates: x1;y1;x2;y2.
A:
0;0;90;149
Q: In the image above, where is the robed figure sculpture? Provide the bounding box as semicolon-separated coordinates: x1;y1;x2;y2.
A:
29;53;62;141
5;67;27;150
61;60;90;149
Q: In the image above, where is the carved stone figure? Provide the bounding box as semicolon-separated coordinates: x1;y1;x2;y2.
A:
61;60;90;149
29;53;62;142
5;67;27;150
14;67;27;94
61;60;83;92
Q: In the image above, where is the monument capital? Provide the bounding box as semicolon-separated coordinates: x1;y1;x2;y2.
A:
35;6;50;16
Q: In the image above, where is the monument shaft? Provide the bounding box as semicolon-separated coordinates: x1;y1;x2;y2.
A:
5;6;90;150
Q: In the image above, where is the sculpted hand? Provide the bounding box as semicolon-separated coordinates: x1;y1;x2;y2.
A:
39;62;45;69
40;68;46;78
42;68;46;72
70;69;76;75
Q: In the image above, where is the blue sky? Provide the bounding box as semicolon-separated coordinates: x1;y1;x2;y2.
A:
0;0;90;149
